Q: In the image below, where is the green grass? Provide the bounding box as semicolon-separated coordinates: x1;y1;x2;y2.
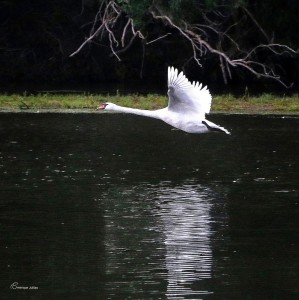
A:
212;94;299;113
0;93;298;114
0;93;167;110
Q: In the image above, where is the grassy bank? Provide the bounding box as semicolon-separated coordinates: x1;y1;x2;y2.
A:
0;93;299;114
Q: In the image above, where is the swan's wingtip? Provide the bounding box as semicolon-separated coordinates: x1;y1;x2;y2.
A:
168;66;179;74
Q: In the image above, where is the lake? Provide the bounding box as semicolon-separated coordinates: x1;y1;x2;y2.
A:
0;112;298;299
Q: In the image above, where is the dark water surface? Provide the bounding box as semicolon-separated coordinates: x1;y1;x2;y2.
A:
0;112;298;299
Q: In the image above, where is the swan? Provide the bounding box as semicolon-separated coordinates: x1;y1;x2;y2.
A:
97;66;230;134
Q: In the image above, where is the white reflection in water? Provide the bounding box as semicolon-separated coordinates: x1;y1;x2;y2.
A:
156;184;214;299
103;182;220;298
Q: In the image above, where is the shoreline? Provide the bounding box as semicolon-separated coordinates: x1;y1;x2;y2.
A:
1;108;298;116
0;93;298;115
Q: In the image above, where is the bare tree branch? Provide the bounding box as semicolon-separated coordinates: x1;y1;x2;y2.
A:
146;33;172;45
242;6;270;42
70;0;144;60
70;1;297;87
150;8;297;87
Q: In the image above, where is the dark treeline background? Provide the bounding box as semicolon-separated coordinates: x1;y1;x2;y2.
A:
1;0;299;94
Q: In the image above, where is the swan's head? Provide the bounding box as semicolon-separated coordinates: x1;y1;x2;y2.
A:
96;102;116;111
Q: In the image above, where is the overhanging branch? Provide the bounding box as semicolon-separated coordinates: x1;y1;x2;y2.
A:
70;1;298;87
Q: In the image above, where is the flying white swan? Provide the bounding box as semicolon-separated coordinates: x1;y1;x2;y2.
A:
97;66;230;134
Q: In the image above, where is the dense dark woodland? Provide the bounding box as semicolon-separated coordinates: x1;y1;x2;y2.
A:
1;0;299;94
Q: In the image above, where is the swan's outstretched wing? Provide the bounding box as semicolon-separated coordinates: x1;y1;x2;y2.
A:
167;66;211;118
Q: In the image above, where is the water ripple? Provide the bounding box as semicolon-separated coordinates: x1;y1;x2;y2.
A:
103;182;221;298
155;184;214;298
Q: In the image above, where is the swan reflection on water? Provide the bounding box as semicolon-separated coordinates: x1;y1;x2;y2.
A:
155;183;216;298
102;181;226;298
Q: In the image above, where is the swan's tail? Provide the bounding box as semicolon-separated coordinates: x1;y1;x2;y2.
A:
202;120;230;134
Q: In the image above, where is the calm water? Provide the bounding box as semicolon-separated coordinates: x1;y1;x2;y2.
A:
0;112;298;299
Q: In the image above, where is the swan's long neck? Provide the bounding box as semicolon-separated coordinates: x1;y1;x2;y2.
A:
109;104;163;119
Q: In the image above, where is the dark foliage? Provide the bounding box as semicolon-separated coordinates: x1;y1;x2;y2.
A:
0;0;298;93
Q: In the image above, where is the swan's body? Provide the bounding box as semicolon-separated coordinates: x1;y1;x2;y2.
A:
97;66;229;134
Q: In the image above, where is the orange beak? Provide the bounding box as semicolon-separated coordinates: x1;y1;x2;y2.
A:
96;104;106;110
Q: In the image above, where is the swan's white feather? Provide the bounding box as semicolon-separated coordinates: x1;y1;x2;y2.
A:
167;66;211;119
